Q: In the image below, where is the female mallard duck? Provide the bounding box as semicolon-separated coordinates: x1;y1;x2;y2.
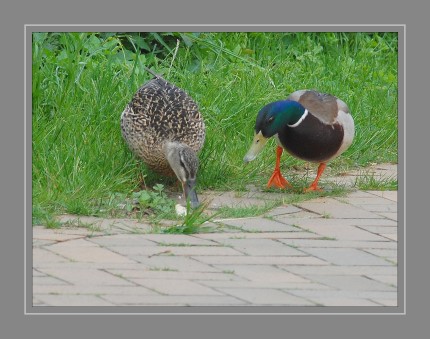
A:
244;90;355;192
121;68;205;208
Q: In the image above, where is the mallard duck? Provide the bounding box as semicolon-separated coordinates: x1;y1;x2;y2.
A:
244;90;355;192
121;68;205;208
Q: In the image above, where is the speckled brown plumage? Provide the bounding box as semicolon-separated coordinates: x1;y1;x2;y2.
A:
121;76;206;176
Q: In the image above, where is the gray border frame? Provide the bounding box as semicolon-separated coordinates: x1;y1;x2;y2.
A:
26;25;404;315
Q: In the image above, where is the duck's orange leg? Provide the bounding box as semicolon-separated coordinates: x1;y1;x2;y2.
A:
304;163;326;192
267;146;292;189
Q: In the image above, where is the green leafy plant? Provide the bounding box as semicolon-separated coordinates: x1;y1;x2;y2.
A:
133;184;177;216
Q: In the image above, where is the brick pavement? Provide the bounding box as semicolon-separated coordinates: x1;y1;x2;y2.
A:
32;164;399;308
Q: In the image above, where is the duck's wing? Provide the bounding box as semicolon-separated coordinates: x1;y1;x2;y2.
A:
287;90;340;125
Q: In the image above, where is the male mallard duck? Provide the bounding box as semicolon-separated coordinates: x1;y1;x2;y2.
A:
121;68;205;208
244;90;355;192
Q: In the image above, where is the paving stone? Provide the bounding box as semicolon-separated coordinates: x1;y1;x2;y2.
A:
281;265;397;276
245;191;292;202
217;288;315;305
101;294;247;306
275;220;389;241
302;275;397;291
133;279;223;296
32;268;46;277
381;233;397;241
32;228;87;242
33;275;69;286
214;225;248;233
133;256;219;272
34;224;102;237
106;245;243;257
102;219;154;233
88;234;159;247
214;238;306;256
32;179;400;307
355;204;397;213
38;267;135;286
33;248;71;263
35;294;115;306
344;191;385;199
264;205;303;217
192;255;328;266
299;247;392;266
377;212;398;221
296;198;384;219
33;239;57;247
56;215;153;234
278;238;397;249
105;269;247;281
197;280;330;290
338;197;397;206
295;296;380;306
219;217;299;232
272;210;321;220
368;191;397;202
212;264;309;283
33;284;159;296
137;234;218;246
46;239;136;264
32;261;151;271
365;274;397;287
382;257;397;265
358;226;397;234
362;248;397;259
370;298;398;306
194;232;320;240
346;219;398;227
288;289;398;302
274;215;397;228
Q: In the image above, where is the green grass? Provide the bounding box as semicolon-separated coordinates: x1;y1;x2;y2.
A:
354;174;398;191
216;201;281;219
32;32;398;225
161;201;215;234
149;267;178;272
279;186;351;205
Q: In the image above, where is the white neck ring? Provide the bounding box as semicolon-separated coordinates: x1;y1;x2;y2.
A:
288;109;308;128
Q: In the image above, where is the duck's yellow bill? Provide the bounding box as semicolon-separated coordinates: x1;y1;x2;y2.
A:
243;131;268;163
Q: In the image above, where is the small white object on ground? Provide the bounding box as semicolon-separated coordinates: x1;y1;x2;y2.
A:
175;204;187;216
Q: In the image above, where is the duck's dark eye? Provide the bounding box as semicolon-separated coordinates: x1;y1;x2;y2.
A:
267;116;275;123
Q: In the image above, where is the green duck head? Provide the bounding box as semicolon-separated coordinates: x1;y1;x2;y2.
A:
243;100;306;162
